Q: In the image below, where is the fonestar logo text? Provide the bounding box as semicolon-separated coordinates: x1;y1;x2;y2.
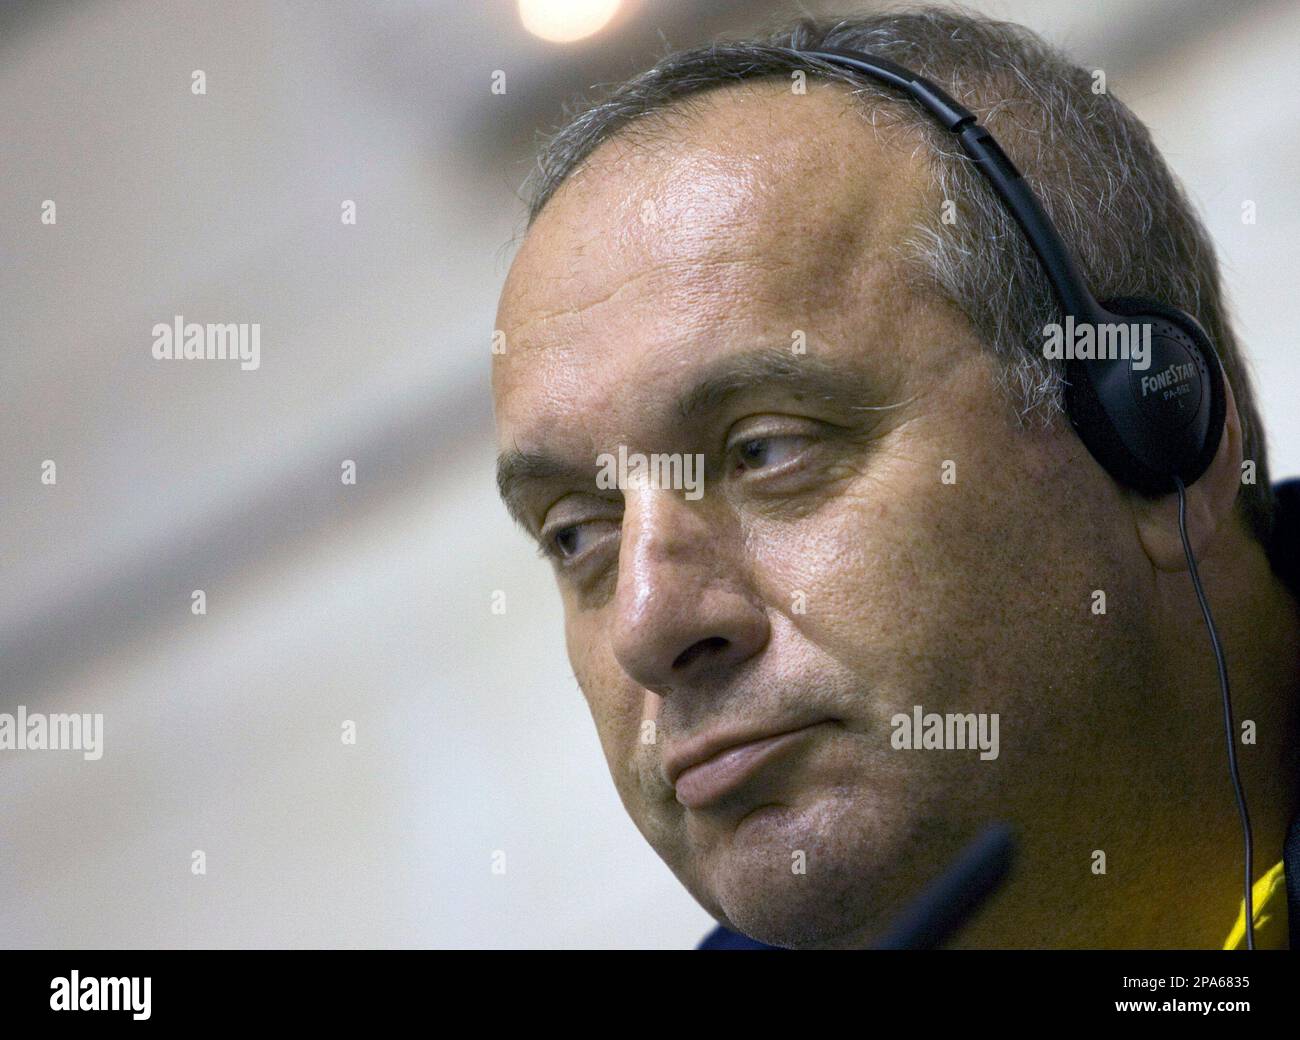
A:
1140;361;1197;400
50;972;151;1020
152;314;261;370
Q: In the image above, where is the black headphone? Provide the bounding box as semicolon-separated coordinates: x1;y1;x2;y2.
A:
795;47;1226;496
793;47;1258;949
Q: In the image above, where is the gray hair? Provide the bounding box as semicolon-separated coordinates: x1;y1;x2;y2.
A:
523;6;1273;546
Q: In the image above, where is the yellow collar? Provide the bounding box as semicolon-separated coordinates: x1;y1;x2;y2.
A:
1222;860;1288;949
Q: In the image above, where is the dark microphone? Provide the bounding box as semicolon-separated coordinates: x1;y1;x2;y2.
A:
875;822;1017;949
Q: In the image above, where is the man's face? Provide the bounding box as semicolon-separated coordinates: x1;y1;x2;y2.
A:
492;82;1164;948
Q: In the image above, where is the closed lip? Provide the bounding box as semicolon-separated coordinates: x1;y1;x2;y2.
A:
664;718;832;790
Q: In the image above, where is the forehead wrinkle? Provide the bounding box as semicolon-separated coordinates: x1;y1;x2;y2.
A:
502;253;780;357
500;265;661;347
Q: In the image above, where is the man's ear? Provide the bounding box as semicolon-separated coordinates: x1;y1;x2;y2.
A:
1134;374;1244;571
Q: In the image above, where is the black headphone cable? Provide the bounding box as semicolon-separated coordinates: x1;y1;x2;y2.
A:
1173;474;1255;950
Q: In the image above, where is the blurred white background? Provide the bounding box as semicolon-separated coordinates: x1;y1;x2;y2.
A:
1;0;1297;948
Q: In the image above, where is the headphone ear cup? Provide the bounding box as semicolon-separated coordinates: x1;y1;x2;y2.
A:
1064;296;1225;495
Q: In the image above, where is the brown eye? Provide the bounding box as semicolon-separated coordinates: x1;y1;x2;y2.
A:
734;435;806;472
552;525;581;557
539;517;620;567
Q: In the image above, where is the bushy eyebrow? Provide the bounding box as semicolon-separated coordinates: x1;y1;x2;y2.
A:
495;344;890;530
673;344;871;422
495;448;577;530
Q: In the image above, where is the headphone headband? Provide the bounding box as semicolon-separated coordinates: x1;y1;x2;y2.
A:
795;47;1102;322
